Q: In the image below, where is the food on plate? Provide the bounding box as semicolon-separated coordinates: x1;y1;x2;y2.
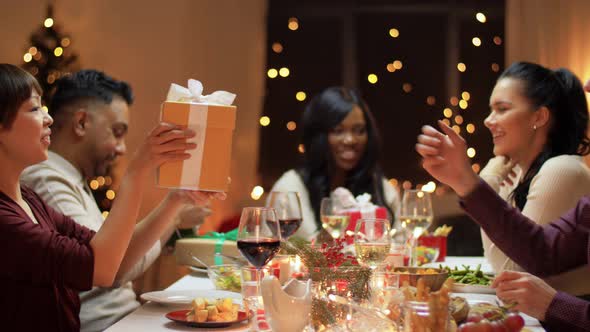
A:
186;297;239;323
207;264;242;292
468;302;506;321
441;264;493;286
402;277;454;331
450;296;470;323
458;312;525;331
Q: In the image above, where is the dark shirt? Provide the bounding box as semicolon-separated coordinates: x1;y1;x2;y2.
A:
0;186;95;332
461;180;590;331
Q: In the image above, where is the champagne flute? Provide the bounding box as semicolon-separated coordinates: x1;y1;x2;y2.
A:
399;190;433;266
320;197;350;239
266;191;303;240
354;218;391;270
236;207;281;311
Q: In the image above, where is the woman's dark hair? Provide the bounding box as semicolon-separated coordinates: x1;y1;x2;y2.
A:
499;61;590;209
297;87;392;229
0;64;42;128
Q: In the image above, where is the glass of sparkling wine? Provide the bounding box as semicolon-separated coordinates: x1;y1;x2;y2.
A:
354;218;392;270
320;197;350;239
399;189;433;266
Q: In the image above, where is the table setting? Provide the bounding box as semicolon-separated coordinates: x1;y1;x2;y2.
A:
106;189;545;332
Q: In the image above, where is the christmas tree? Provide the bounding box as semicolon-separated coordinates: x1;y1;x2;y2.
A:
21;2;79;106
21;3;114;216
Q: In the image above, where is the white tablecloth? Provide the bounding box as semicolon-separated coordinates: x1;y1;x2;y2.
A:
106;256;545;331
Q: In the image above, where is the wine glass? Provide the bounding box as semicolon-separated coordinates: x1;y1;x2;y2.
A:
399;189;433;266
236;207;281;311
354;218;391;270
320;197;350;239
266;191;303;240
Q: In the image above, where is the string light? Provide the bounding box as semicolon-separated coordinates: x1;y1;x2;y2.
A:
402;181;412;190
457;62;467;72
367;74;378;84
288;17;299;31
442;119;451;126
61;38;71;47
454;115;464;124
493;36;502;45
389;28;399;38
54;47;63;57
472;37;482;47
102;211;109;219
296;91;306;101
466;123;475;134
298;144;305;153
259;116;271;126
106;190;116;200
421;181;436;193
452;125;461;134
393;60;403;70
386;63;395;72
467;147;476;158
28;47;38;55
23;53;32;62
97;176;106;186
426;96;436;106
450;96;459;106
286;121;296;131
476;12;487;23
279;67;290;77
443;108;453;118
90;180;99;190
267;68;278;78
388;178;399;188
250;186;264;200
272;42;283;53
461;91;471;101
402;83;412;93
44;18;54;28
491;63;500;72
459;99;468;109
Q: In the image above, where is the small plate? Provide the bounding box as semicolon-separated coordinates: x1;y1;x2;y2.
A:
140;289;242;305
452;282;496;294
166;309;250;328
188;265;208;274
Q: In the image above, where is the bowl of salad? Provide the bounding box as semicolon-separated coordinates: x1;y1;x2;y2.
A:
207;264;242;293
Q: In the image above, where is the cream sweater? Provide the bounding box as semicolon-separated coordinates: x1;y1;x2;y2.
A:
270;169;400;241
480;155;590;295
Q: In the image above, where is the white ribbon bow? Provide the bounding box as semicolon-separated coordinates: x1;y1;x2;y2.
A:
166;79;236;106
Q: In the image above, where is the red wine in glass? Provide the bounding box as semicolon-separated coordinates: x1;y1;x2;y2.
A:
237;238;281;268
268;218;302;239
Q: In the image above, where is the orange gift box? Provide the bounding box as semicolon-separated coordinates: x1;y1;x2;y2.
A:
157;101;236;192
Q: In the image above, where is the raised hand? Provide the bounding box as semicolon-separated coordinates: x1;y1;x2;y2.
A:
415;120;479;196
492;270;556;321
127;122;197;177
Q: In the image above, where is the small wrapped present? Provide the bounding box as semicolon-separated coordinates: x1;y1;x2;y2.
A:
331;188;389;244
157;79;236;192
174;229;240;267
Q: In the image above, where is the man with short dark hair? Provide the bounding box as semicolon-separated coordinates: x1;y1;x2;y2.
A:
21;69;219;332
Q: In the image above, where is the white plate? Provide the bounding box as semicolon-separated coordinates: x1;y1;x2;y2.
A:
188;266;208;274
453;293;542;328
452;282;496;294
140;289;242;306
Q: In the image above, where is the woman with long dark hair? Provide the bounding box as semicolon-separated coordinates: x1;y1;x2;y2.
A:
479;61;590;296
270;87;399;240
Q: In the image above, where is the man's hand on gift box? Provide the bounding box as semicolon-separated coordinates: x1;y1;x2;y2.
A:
176;204;212;230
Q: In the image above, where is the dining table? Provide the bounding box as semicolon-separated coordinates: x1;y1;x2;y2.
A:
105;256;546;331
